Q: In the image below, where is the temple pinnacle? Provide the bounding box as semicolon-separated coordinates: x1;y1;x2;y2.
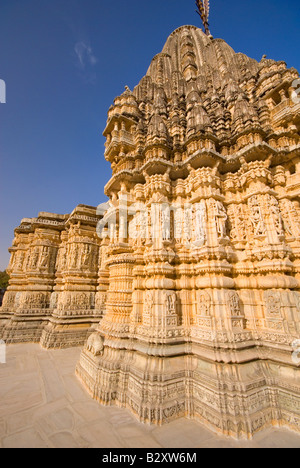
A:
195;0;211;36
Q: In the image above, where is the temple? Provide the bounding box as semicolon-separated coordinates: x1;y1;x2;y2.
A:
0;205;104;347
1;24;300;438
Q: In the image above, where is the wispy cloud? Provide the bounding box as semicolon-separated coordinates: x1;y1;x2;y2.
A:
74;41;98;69
74;40;98;84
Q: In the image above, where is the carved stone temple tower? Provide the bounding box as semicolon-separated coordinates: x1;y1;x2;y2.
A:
1;22;300;439
75;25;300;439
0;205;104;347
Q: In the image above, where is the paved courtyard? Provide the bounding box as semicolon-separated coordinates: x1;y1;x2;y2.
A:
0;343;300;448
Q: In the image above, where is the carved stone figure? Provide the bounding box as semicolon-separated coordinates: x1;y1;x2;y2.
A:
39;246;49;268
268;195;284;237
165;292;177;315
15;251;25;271
69;244;79;269
86;333;104;356
144;291;153;315
226;291;241;316
183;205;193;242
248;196;266;237
77;293;89;309
31;248;40;269
57;244;67;271
95;293;106;310
143;291;154;326
264;290;281;316
194;200;207;245
280;199;300;237
196;290;211;316
228;204;246;242
161;205;171;241
211;199;228;239
81;244;91;267
174;207;183;242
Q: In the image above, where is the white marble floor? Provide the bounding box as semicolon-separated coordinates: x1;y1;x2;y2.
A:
0;343;300;448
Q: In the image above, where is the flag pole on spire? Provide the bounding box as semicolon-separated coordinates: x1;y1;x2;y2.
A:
195;0;211;36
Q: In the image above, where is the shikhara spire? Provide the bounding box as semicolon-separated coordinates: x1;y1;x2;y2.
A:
195;0;210;35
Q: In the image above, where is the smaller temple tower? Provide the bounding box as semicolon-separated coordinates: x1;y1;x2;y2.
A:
0;205;104;347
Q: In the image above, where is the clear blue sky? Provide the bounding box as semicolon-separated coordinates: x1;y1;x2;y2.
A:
0;0;299;270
